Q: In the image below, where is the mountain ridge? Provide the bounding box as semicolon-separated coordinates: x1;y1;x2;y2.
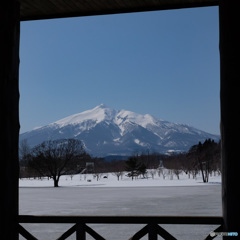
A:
20;104;220;157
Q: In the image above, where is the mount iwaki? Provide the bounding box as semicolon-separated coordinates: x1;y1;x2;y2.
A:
20;104;219;157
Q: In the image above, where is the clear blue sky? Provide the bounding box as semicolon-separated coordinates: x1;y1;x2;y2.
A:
19;6;220;135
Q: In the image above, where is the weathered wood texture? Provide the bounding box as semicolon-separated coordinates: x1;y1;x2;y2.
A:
0;0;20;239
20;0;219;21
219;0;240;237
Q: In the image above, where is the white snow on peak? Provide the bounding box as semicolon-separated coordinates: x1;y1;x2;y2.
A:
21;104;220;156
115;110;159;128
52;104;117;128
49;104;164;133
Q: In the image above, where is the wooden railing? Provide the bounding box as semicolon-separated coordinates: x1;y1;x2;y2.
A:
18;215;223;240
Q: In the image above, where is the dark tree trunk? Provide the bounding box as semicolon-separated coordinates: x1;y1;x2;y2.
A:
54;180;59;187
53;176;59;187
0;0;20;239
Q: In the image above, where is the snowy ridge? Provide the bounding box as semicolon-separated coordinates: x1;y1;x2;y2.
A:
20;104;220;156
53;104;116;128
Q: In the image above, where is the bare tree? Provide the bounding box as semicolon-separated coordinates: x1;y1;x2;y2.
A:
28;139;88;187
158;168;168;180
188;139;220;183
91;157;106;181
19;139;31;161
149;169;156;179
19;139;32;179
112;171;124;181
173;169;181;180
109;160;125;181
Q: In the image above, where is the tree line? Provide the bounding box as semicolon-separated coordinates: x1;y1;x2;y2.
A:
19;138;221;187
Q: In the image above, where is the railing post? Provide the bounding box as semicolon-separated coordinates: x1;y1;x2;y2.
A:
76;222;86;240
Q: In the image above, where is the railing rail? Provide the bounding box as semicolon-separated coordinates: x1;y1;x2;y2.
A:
18;215;223;240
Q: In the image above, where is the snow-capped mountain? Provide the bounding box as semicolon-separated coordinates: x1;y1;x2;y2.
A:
20;104;220;156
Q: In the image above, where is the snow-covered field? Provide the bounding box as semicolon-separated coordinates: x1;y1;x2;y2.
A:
19;170;221;188
19;171;222;240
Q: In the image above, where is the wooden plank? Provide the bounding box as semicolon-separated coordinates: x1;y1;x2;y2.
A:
20;0;219;21
0;0;20;239
18;215;223;225
219;0;240;237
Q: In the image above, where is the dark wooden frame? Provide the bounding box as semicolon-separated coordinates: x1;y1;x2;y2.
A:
19;0;219;21
1;0;240;239
1;0;20;239
219;0;240;237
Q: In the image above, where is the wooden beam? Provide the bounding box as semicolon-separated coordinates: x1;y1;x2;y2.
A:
0;0;20;239
20;0;219;21
18;215;223;225
219;0;240;237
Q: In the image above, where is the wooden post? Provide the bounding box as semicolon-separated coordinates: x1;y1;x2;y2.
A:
0;0;20;239
76;222;86;240
219;0;240;237
148;223;158;240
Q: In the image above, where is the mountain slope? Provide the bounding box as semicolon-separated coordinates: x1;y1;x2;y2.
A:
20;104;219;156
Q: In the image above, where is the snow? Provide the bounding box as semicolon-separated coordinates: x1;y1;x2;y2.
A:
53;104;117;128
116;110;159;128
113;138;120;142
19;170;221;188
33;126;43;130
51;105;161;132
19;174;222;240
20;104;220;156
134;138;145;146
